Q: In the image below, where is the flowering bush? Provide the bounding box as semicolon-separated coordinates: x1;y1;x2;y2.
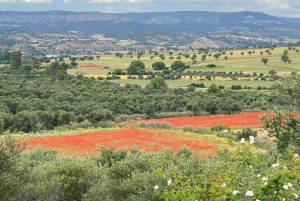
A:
155;145;300;200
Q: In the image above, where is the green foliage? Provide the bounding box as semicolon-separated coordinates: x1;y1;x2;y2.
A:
158;147;300;201
152;61;166;70
148;76;168;90
207;84;221;94
281;54;289;63
207;63;217;68
20;64;32;73
262;72;300;154
231;84;242;90
188;83;205;88
1;141;300;201
261;58;269;65
269;69;277;75
127;60;145;75
0;136;25;200
0;70;287;133
10;51;22;70
170;60;185;71
70;60;78;67
48;61;69;77
187;85;195;92
236;128;258;140
210;124;230;132
113;68;124;75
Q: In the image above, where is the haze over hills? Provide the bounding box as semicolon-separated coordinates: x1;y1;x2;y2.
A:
0;10;299;52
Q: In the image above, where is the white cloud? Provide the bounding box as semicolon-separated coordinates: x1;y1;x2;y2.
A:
128;0;152;2
89;0;121;3
0;0;16;2
21;0;52;2
64;0;73;3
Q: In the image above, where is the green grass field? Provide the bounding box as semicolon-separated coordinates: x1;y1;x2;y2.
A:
67;46;300;88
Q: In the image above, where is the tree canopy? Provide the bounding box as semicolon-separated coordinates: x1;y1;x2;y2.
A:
262;72;300;154
127;60;145;75
152;61;166;70
170;60;185;71
148;76;168;90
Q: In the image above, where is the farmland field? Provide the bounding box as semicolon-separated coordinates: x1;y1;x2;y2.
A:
23;127;228;158
67;46;300;88
137;111;270;129
22;112;272;157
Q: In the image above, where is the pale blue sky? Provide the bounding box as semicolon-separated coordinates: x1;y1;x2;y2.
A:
0;0;299;17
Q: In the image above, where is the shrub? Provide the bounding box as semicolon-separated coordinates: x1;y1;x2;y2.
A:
211;124;230;132
236;128;258;141
207;64;217;68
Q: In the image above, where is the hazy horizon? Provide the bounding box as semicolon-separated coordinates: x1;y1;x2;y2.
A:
0;0;300;18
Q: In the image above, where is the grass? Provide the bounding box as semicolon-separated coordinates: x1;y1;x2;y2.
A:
112;79;273;88
66;46;300;88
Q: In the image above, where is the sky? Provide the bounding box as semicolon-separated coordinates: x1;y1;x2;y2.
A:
0;0;300;18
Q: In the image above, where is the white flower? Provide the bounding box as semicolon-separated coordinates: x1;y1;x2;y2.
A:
264;182;268;186
249;136;255;140
245;190;254;196
232;190;239;195
240;138;245;144
249;165;253;168
294;153;299;157
262;177;268;181
272;163;279;167
256;199;260;201
153;185;159;190
167;178;172;185
257;174;261;177
287;182;292;187
221;182;226;188
283;185;289;190
294;194;299;198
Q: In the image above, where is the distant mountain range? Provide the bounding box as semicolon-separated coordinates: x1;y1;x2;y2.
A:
1;10;299;25
0;10;299;49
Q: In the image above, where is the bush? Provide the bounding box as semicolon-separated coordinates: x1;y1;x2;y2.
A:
211;124;230;132
236;128;258;140
207;64;217;68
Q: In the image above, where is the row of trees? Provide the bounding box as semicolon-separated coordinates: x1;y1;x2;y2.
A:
0;64;289;133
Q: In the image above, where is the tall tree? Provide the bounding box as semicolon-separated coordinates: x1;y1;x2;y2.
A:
127;60;145;75
152;61;166;70
262;72;300;154
48;61;69;77
261;58;269;65
10;51;22;70
148;76;168;90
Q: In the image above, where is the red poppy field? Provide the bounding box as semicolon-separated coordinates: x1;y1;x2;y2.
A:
77;64;101;68
139;112;270;129
23;127;226;157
